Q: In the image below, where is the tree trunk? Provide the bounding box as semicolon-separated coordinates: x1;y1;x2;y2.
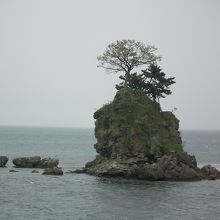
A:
124;72;129;89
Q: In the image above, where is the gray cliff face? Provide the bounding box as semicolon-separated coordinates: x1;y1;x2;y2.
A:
83;89;207;181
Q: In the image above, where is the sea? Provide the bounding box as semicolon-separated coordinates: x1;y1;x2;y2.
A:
0;127;219;220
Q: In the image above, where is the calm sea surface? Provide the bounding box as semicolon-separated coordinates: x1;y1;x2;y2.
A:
0;127;219;220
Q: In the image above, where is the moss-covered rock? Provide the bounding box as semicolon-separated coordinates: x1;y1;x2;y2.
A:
94;89;182;160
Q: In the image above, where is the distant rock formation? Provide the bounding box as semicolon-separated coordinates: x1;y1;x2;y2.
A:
82;89;216;181
0;156;8;167
13;156;59;168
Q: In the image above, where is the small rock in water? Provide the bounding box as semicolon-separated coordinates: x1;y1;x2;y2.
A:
201;164;220;180
65;168;86;174
0;156;8;167
9;169;19;173
32;170;39;173
42;167;63;175
65;170;75;174
72;168;86;174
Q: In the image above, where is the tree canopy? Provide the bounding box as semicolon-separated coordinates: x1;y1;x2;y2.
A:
97;39;161;87
142;64;176;102
98;40;175;102
115;64;175;102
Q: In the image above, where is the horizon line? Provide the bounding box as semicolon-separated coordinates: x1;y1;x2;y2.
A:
0;124;219;131
0;125;94;129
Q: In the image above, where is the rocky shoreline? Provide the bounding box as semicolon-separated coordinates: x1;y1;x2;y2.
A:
1;155;220;180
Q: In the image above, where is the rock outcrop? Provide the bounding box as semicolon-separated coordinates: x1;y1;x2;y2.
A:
93;90;182;160
42;167;63;175
13;156;59;168
13;156;41;168
201;164;220;180
83;89;206;181
36;157;59;168
0;156;8;167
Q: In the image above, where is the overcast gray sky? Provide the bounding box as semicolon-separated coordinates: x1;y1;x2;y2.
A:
0;0;219;129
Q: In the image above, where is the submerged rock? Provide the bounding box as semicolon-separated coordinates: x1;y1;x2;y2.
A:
32;170;40;173
42;167;63;175
84;89;204;181
9;169;19;173
65;170;75;174
0;156;8;167
13;156;59;168
71;168;87;174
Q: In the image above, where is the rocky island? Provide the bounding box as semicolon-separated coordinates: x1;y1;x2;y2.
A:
80;40;220;181
83;89;208;180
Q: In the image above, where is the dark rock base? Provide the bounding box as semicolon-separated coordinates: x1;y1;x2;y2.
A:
82;152;219;181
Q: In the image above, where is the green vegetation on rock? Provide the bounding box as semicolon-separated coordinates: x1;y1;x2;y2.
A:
94;89;183;161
